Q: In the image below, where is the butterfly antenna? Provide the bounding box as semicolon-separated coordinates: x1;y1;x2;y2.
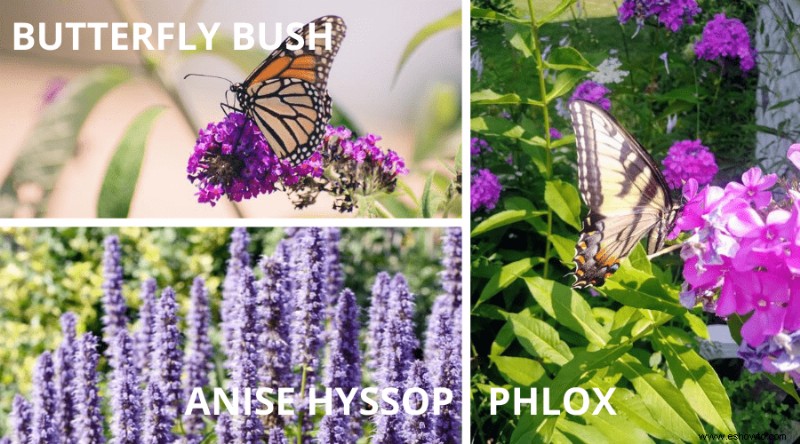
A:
183;73;234;85
647;242;683;260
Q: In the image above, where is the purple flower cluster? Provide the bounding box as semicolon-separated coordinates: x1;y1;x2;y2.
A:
471;137;492;157
102;235;129;367
739;331;800;386
134;278;157;381
619;0;701;32
73;334;104;443
570;80;612;111
287;126;408;213
549;127;563;140
188;113;407;212
674;149;800;382
661;139;718;189
695;13;757;72
471;168;502;212
110;331;142;444
187;112;305;206
184;278;213;443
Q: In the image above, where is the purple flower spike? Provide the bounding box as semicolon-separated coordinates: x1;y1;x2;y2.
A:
427;294;462;443
152;288;183;420
10;394;32;444
72;334;105;444
401;360;436;444
267;427;288;444
661;139;718;190
55;312;78;443
184;277;213;442
374;274;419;444
110;332;142;444
570;80;612;111
142;382;175;444
230;267;265;442
471;168;502;213
102;235;129;368
215;413;234;443
695;13;757;72
290;228;327;381
222;227;250;356
366;272;391;375
441;228;462;307
319;288;363;444
134;278;157;382
31;352;59;444
324;228;345;305
257;257;292;429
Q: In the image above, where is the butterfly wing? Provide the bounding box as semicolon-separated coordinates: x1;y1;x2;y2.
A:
569;100;675;288
242;16;346;164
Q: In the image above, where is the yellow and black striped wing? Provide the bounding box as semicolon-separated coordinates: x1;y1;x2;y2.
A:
569;100;676;288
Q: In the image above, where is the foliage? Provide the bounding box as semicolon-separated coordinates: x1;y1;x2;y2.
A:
0;227;445;435
721;370;800;436
466;0;792;441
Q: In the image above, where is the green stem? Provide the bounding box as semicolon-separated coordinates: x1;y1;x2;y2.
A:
692;66;701;139
110;0;247;218
526;0;555;279
297;365;309;444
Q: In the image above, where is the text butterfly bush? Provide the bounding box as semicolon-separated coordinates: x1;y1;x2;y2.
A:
1;229;462;443
675;146;800;385
187;112;408;212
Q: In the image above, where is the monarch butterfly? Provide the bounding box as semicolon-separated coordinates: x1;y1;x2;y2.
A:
569;100;679;288
228;16;346;165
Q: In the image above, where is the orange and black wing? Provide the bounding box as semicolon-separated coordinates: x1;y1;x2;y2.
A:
243;16;346;165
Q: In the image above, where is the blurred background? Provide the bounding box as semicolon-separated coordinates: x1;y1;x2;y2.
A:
0;0;462;217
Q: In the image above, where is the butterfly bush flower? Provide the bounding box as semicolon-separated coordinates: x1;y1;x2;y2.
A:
286;126;408;213
661;139;718;189
695;13;757;72
10;394;32;444
72;334;105;443
618;0;700;33
55;312;78;443
184;277;213;442
102;235;129;367
188;114;406;213
110;332;142;444
222;227;250;355
549;127;563;140
675;147;800;384
471;168;502;213
570;80;612;111
134;278;157;381
30;352;59;444
319;288;363;444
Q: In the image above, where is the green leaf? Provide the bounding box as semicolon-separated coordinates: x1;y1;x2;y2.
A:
614;355;704;440
0;67;132;217
472;89;543;107
472;205;547;237
475;258;537;308
97;106;165;218
471;6;528;25
538;0;577;25
556;419;611;444
608;388;673;440
394;10;460;82
548;233;576;263
544;180;582;230
507;311;573;365
546;47;595;71
546;70;586;103
490;321;516;356
523;276;610;346
420;173;434;218
491;355;548;387
653;329;736;435
413;83;459;162
509;32;533;58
